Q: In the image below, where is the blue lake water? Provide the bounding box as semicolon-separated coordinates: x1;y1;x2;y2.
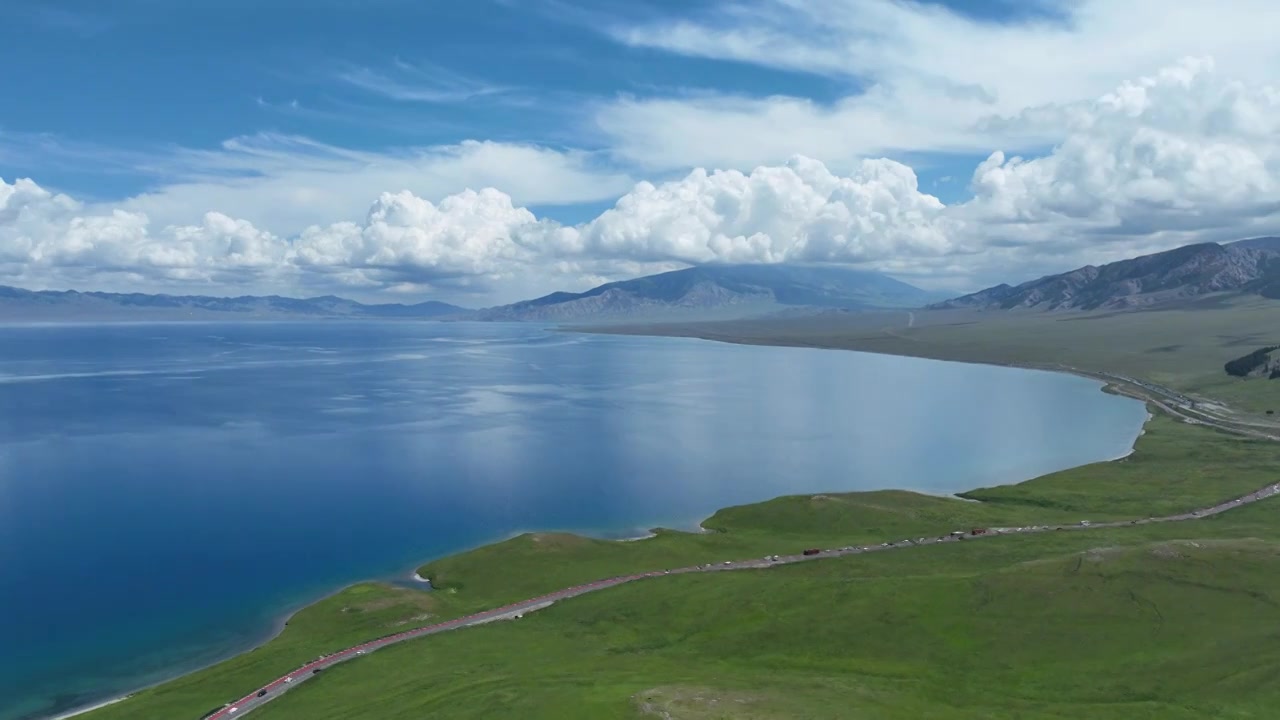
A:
0;322;1148;719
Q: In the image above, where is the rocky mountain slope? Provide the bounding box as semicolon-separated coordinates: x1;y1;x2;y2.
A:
934;241;1280;311
477;264;940;322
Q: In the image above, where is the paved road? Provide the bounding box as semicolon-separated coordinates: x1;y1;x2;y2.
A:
204;476;1280;719
1054;368;1280;441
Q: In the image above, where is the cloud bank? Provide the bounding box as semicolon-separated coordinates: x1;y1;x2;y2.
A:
601;0;1280;170
4;59;1280;302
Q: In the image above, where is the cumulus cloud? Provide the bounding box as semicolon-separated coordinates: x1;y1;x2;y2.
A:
0;177;291;288
577;156;955;264
962;59;1280;252
0;157;956;299
292;188;562;289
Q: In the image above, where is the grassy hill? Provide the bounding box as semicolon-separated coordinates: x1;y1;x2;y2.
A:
78;415;1280;720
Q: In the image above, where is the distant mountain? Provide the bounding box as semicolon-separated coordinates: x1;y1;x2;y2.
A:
0;286;469;321
933;241;1280;312
477;264;940;322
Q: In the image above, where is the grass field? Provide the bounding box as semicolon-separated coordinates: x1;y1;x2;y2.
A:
250;532;1280;720
595;296;1280;415
79;410;1280;720
73;584;445;720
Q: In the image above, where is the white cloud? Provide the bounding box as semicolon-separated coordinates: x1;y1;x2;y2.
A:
595;88;990;171
0;156;957;300
577;156;955;264
107;135;635;238
336;60;512;103
598;0;1280;171
962;58;1280;245
293;188;561;289
0;176;291;289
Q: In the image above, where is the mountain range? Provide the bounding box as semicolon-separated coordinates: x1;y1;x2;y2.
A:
4;236;1279;322
475;264;941;322
933;238;1280;312
0;286;465;322
0;264;938;323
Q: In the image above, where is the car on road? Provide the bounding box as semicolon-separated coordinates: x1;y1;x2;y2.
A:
257;689;267;697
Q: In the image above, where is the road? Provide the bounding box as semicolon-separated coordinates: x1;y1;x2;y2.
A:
204;475;1280;719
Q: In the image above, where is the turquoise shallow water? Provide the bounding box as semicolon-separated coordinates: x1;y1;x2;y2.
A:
0;322;1147;719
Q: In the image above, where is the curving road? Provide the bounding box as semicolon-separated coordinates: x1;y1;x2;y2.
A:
204;476;1280;719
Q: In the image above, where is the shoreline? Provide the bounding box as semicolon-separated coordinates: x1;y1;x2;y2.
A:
45;333;1154;720
36;576;402;720
48;697;127;720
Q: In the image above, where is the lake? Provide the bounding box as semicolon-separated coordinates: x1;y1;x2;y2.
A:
0;322;1147;719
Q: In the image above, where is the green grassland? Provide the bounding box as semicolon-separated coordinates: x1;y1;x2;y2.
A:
77;584;443;720
597;296;1280;414
257;523;1280;720
80;410;1280;720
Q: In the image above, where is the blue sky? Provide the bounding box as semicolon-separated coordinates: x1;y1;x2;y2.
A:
2;0;990;207
2;0;1279;303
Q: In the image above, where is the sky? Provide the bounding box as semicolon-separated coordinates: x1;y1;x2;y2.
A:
3;0;1280;306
